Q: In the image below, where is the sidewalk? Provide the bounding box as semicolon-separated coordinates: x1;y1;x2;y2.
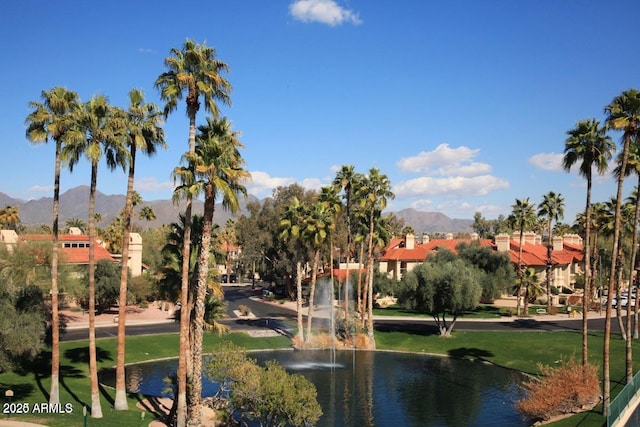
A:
61;302;176;330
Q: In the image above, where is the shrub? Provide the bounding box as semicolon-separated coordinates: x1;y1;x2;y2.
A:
517;356;600;422
238;304;251;316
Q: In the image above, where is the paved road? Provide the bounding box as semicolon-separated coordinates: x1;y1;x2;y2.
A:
61;284;622;341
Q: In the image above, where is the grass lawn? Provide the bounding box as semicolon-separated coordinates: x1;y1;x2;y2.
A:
373;303;512;318
1;328;636;427
0;332;290;427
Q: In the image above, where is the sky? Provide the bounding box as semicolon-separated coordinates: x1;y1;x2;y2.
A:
1;0;639;224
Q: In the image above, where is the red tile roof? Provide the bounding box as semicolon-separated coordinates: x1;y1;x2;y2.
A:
19;233;116;264
379;237;494;261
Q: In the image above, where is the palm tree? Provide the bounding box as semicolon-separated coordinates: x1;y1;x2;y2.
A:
563;118;614;368
138;205;157;224
537;191;565;312
62;95;127;418
64;218;86;233
508;198;537;317
24;86;80;406
0;205;20;230
280;197;307;343
303;201;334;340
356;168;394;345
333;165;358;321
602;89;640;414
155;39;231;427
113;89;166;410
180;116;247;424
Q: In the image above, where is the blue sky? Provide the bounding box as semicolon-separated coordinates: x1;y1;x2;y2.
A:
1;0;639;223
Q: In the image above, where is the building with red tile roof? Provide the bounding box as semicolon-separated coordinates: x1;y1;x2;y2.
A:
379;232;584;291
1;227;143;276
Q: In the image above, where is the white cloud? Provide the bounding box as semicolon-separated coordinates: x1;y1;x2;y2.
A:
397;144;482;175
528;152;564;172
134;177;173;192
394;175;509;198
289;0;362;26
27;184;53;194
247;171;296;196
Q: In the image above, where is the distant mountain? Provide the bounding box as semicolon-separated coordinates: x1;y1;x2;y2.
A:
391;208;473;234
2;186;253;229
2;187;473;233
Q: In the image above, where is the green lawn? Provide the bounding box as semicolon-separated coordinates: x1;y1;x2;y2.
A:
0;328;636;427
0;332;290;427
373;303;511;318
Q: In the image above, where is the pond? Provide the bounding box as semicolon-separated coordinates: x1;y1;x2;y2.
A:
101;350;531;426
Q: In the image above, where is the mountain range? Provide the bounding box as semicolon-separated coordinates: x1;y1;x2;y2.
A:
0;186;473;234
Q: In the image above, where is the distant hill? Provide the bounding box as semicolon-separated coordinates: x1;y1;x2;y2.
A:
0;186;252;229
391;208;473;234
2;187;473;233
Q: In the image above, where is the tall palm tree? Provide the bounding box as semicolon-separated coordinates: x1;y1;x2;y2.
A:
24;86;80;406
602;89;640;414
155;39;231;427
113;89;165;411
563;118;614;368
537;191;565;312
62;95;127;418
356;168;394;345
280;197;307;343
333;165;358;320
508;198;537;317
181;116;247;424
303;201;334;340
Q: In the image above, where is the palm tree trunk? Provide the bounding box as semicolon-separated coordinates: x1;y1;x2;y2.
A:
190;184;215;426
176;111;197;427
88;162;103;418
49;142;62;406
603;134;631;416
582;175;592;367
517;231;524;317
633;176;640;340
546;221;553;313
366;211;376;346
306;249;320;340
114;146;137;411
296;260;304;343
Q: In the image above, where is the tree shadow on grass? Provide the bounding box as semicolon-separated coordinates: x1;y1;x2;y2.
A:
0;382;35;401
447;347;494;360
374;321;440;337
63;346;113;365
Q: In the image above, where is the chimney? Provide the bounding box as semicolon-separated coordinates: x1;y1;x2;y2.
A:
552;236;563;251
405;233;415;250
445;233;453;240
495;233;510;252
470;232;479;240
422;232;429;244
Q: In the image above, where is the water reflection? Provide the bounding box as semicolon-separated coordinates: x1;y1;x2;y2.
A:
101;350;530;426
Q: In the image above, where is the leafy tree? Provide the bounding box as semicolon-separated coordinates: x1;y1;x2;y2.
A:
602;88;640;412
397;250;482;337
156;38;231;427
564;118;614;368
456;241;514;302
204;342;322;427
80;259;126;313
472;212;492;238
